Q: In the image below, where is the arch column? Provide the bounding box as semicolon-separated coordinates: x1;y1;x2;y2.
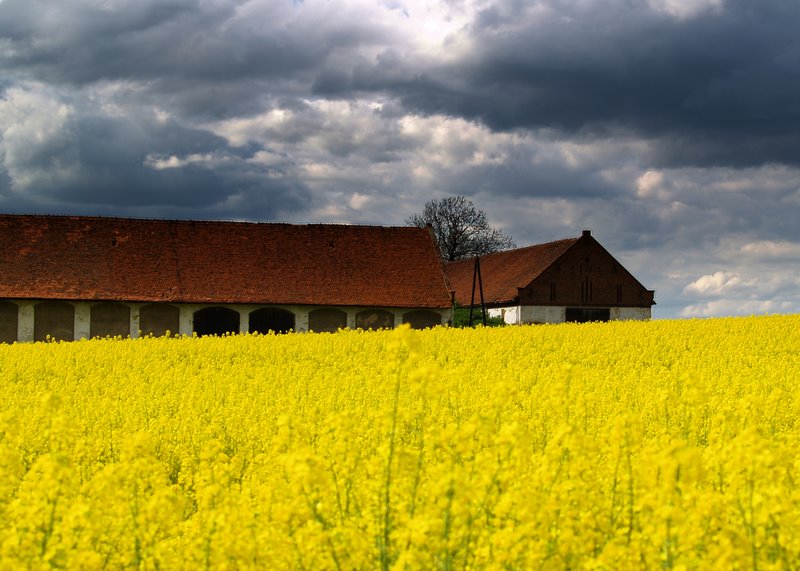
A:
239;308;250;334
295;309;310;333
130;304;141;339
18;302;34;342
179;306;194;336
74;302;90;340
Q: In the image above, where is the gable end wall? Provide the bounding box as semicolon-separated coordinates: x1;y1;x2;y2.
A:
518;236;654;308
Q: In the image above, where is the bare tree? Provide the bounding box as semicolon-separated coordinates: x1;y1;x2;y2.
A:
406;196;516;261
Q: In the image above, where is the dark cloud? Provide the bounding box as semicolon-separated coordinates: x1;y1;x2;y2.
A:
345;0;800;168
0;0;393;90
440;155;619;200
1;97;310;218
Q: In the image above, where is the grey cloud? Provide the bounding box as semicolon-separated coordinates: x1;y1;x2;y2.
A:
340;0;800;169
0;0;395;92
440;156;619;201
1;97;311;218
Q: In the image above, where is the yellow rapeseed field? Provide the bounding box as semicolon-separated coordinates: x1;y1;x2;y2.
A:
1;314;799;569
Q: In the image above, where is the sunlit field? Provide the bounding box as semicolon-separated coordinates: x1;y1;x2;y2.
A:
1;315;799;569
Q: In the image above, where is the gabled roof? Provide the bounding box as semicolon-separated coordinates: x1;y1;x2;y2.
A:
445;237;579;306
0;215;452;308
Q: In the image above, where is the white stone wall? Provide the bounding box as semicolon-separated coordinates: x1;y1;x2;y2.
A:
522;305;567;324
488;306;521;325
610;307;651;321
74;302;91;340
490;304;651;324
3;300;452;342
16;301;34;342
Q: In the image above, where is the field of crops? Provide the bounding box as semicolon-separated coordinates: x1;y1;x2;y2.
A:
1;315;799;569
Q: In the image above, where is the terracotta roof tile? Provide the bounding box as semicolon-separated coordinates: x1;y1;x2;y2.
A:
446;238;579;305
0;215;452;308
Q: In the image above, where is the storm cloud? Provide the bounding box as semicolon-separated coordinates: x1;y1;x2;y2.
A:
1;0;799;317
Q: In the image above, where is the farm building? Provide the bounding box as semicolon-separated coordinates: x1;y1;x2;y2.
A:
0;215;452;342
445;230;655;324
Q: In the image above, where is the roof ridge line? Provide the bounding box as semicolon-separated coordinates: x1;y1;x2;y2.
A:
0;213;420;231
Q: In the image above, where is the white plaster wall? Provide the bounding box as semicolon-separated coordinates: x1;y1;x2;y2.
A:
294;307;310;332
611;307;651;321
17;301;34;342
74;302;91;340
521;305;566;324
4;300;452;341
130;303;141;339
239;307;250;334
179;306;195;336
488;306;521;325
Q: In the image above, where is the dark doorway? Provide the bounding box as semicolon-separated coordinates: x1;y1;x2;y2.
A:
403;310;442;329
249;308;295;334
34;301;75;341
0;301;18;343
193;307;240;337
566;307;610;323
356;309;394;330
90;302;131;339
309;308;347;333
140;304;180;337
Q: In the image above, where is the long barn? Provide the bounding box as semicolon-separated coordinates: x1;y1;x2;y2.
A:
446;230;655;324
0;215;453;342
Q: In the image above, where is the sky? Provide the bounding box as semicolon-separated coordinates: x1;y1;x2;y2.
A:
1;0;799;319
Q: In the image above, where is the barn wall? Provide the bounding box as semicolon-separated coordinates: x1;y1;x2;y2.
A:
523;306;566;324
611;307;651;321
489;304;650;324
520;234;654;309
18;302;34;341
488;306;520;325
3;300;451;341
74;303;90;339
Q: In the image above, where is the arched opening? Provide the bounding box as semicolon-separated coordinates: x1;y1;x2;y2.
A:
90;302;130;339
566;307;610;323
0;301;18;343
34;301;75;341
193;307;240;337
403;309;442;330
356;309;394;330
308;308;347;333
140;304;180;337
249;308;295;334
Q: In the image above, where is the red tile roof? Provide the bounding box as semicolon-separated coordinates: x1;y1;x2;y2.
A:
0;215;452;308
445;237;579;305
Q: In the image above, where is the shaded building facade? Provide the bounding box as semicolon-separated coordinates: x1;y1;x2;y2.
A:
0;215;452;342
445;230;655;324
